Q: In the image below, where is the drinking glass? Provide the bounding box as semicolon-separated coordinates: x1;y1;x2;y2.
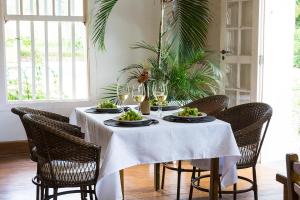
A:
152;81;168;117
132;84;146;113
117;83;130;112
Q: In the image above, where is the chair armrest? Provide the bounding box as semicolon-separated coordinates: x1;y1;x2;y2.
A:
276;173;287;185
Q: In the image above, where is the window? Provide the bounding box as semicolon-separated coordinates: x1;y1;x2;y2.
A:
3;0;88;101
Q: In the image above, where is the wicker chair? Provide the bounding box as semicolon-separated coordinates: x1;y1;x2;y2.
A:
23;114;101;200
161;95;229;200
11;107;83;200
189;102;273;200
183;95;229;116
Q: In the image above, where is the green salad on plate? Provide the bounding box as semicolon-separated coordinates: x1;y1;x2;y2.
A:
97;100;117;109
118;110;143;121
178;107;201;117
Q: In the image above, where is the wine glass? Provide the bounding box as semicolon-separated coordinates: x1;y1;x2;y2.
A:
132;84;145;113
153;81;168;117
117;83;130;113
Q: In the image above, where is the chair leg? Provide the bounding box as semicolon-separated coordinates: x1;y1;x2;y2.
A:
177;161;182;200
89;186;94;200
45;187;49;200
53;188;58;200
197;170;201;186
219;176;222;198
253;166;258;200
80;186;85;200
189;167;196;200
233;183;237;200
41;185;44;200
94;185;98;200
161;164;166;189
35;180;40;200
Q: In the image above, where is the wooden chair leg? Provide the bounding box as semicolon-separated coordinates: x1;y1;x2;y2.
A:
161;164;166;189
218;177;222;198
253;166;258;200
197;170;201;186
233;184;237;200
177;161;182;200
189;167;196;200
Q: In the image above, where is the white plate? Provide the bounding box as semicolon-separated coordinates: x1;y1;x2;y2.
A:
96;106;120;109
172;112;207;119
113;116;150;123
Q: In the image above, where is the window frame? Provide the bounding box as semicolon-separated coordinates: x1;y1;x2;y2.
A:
0;0;90;104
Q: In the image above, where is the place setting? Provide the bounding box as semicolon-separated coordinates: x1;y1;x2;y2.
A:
163;107;216;123
102;83;160;127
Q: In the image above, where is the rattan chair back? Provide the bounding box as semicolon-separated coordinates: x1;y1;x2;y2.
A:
183;95;229;116
11;107;82;162
23;114;100;188
216;103;272;168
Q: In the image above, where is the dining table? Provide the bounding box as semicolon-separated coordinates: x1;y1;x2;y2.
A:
70;106;241;200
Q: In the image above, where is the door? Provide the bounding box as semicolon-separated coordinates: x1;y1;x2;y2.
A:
220;0;263;107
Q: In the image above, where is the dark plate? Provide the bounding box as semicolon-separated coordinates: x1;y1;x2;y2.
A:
85;107;122;114
151;105;180;111
104;119;159;127
163;115;216;123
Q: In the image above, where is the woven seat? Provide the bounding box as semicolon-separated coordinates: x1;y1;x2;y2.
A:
41;160;97;185
189;102;273;200
23;114;100;200
161;95;229;200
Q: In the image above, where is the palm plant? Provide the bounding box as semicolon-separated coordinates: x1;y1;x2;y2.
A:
92;0;211;64
102;42;221;104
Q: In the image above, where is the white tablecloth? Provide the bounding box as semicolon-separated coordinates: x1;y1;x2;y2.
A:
70;107;241;200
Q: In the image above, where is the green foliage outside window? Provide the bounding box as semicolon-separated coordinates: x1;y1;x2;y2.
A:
294;0;300;68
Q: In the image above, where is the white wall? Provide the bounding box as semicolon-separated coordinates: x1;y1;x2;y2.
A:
261;0;296;162
0;0;160;141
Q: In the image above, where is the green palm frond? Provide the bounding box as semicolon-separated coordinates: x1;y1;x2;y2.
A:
92;0;211;64
131;41;159;54
92;0;118;50
101;83;118;100
166;0;211;63
120;64;143;72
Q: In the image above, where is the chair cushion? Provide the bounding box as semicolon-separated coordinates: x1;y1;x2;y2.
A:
40;160;97;185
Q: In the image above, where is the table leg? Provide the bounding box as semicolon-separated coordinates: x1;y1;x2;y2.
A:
154;163;160;191
120;170;125;199
209;158;219;200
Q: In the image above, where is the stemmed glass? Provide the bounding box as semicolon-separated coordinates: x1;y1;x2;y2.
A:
132;84;145;114
152;81;168;117
117;83;130;113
